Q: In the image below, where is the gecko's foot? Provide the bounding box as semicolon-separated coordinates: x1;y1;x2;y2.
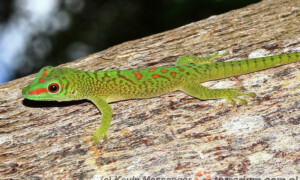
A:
224;88;256;105
176;51;229;66
209;51;229;60
91;128;108;145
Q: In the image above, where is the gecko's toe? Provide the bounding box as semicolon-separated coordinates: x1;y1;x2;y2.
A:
236;98;247;105
91;134;100;145
226;98;236;105
247;92;256;97
91;129;108;145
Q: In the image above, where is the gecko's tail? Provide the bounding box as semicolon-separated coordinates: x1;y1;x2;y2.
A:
206;51;300;81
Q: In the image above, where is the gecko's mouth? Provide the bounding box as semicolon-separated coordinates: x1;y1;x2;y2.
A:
22;85;46;100
22;85;65;101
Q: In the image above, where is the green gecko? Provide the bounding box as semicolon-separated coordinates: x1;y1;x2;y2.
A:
22;51;300;144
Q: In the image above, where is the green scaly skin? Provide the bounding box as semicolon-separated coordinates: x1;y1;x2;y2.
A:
22;52;300;144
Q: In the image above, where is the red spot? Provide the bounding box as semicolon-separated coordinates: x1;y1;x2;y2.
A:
179;68;185;72
42;70;47;76
152;74;159;79
161;69;168;73
171;72;176;78
55;75;59;78
133;71;142;80
149;68;156;72
60;82;64;89
28;88;48;95
38;78;45;83
66;81;69;89
147;79;151;82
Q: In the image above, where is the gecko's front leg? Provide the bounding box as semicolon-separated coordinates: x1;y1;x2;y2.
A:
90;97;112;145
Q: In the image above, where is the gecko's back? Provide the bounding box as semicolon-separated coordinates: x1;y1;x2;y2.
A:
98;52;300;101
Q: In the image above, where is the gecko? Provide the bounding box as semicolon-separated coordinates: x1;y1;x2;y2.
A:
22;51;300;144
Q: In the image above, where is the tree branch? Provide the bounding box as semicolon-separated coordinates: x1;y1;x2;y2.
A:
1;0;299;178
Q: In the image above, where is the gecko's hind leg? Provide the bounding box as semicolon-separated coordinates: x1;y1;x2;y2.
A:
176;51;228;66
181;83;256;105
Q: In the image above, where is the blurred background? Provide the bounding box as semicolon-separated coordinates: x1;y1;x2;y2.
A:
0;0;260;84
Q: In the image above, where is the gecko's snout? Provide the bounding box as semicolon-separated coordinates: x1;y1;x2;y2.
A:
22;86;29;96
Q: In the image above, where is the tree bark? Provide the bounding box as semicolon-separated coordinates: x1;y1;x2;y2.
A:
1;0;300;178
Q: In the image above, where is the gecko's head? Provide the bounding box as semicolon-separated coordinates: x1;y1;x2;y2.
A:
22;66;79;101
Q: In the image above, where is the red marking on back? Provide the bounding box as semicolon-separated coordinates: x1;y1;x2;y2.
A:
179;68;185;72
133;71;142;80
152;74;159;79
66;82;69;89
42;70;47;76
60;82;64;89
28;88;48;95
149;68;156;72
39;78;45;83
147;79;151;82
171;72;176;78
161;69;168;73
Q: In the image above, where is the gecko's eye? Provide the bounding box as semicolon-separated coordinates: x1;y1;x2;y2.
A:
48;83;60;94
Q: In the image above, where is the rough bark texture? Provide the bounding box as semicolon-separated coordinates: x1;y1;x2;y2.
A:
1;0;300;179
